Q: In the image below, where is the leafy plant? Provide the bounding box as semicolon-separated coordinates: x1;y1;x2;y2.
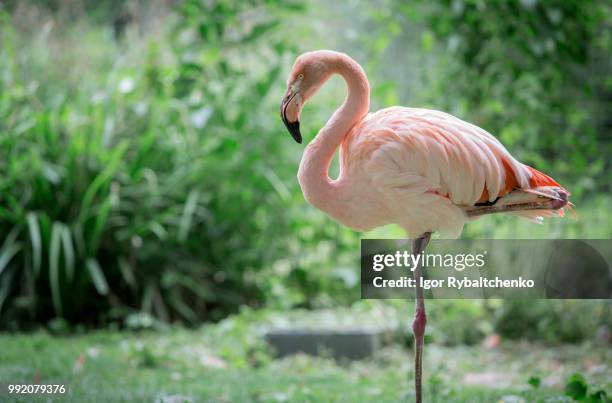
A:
493;300;605;343
0;0;359;328
565;373;609;402
528;375;541;389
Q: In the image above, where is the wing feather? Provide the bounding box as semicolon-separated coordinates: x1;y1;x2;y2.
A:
349;107;530;206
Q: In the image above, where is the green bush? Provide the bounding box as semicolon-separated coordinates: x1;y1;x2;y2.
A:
494;300;608;343
0;0;359;328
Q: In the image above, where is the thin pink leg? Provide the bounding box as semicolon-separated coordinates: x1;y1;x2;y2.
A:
412;232;431;403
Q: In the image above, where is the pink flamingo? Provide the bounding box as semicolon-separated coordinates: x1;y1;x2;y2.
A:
280;50;570;402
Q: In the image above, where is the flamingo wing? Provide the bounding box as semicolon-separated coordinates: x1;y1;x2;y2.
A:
346;107;532;206
340;107;570;236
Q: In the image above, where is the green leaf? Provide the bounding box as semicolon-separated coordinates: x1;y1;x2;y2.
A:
141;283;154;314
589;389;607;402
528;376;541;389
148;221;168;240
77;142;127;225
565;373;588;400
2;227;21;251
86;258;109;296
178;189;199;243
0;268;15;314
166;290;198;323
256;65;281;97
262;168;290;201
0;206;13;221
60;226;75;283
421;30;435;51
26;213;42;277
73;223;87;258
118;257;136;290
243;21;280;43
162;271;212;300
49;223;63;317
0;237;21;277
89;197;112;253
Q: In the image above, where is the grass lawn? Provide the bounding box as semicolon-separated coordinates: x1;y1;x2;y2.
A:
0;310;610;402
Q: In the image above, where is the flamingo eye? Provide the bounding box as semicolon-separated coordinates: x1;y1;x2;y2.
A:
297;73;304;80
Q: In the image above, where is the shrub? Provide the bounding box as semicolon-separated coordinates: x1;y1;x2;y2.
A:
0;0;358;328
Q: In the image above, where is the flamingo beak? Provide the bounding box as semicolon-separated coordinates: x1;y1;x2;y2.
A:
280;91;302;144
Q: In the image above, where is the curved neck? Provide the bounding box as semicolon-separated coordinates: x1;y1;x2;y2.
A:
298;54;370;211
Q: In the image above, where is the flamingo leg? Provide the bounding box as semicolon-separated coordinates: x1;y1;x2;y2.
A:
412;231;431;403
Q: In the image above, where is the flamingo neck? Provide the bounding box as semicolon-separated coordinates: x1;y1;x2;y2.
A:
297;54;370;213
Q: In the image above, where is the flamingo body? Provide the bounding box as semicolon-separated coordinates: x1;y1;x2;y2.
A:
335;106;568;237
281;50;569;239
280;50;570;403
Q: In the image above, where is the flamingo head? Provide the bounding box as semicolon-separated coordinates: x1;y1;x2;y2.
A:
281;51;334;143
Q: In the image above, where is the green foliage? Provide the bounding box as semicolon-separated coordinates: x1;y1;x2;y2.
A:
0;0;358;328
493;300;606;343
565;373;609;402
566;373;590;401
528;375;541;389
425;300;492;346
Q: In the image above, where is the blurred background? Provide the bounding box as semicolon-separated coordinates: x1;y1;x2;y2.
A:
0;0;610;401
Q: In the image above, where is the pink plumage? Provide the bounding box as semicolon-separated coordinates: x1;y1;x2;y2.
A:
281;50;569;238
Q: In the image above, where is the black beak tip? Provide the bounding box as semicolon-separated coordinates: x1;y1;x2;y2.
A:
283;118;302;144
280;93;302;144
289;121;302;144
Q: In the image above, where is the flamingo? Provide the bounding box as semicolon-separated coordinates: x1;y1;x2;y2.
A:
280;50;570;402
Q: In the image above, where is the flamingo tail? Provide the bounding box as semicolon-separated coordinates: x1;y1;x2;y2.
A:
466;166;571;221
